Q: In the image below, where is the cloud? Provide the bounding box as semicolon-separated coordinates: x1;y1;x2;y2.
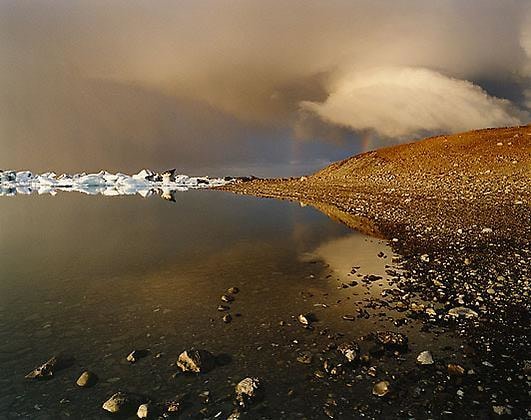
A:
1;0;530;169
301;67;524;139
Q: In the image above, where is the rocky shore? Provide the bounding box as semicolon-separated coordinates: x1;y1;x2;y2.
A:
217;125;531;418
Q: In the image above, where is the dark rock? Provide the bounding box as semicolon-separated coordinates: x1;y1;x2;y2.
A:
235;377;263;408
373;331;408;351
337;341;360;363
177;349;216;373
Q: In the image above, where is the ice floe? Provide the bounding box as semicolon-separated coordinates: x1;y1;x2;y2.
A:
0;169;232;200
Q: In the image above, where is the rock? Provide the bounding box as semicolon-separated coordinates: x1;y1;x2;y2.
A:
448;307;479;318
177;349;216;373
223;314;232;323
492;405;511;416
337;342;360;363
221;294;234;303
217;305;230;311
126;350;144;363
298;313;316;326
373;331;408;351
76;370;98;387
416;351;434;365
296;352;313;364
227;287;239;294
447;363;465;376
235;377;263;407
25;356;65;379
227;410;241;419
136;403;151;418
342;314;356;321
102;392;137;414
372;381;390;397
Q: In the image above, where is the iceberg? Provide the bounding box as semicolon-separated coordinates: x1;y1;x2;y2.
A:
0;169;233;200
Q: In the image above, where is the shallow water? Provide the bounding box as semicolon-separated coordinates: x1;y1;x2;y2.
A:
0;191;458;419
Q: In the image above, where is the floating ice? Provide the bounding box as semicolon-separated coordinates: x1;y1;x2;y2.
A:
0;169;233;201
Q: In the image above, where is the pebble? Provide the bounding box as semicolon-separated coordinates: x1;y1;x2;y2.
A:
76;370;97;387
372;381;390;397
417;351;434;365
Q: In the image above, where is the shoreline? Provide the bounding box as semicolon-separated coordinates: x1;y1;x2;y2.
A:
217;125;531;417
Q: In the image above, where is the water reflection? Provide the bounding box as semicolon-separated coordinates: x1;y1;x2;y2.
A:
0;191;402;418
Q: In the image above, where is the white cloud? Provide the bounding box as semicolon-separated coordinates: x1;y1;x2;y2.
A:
301;67;523;139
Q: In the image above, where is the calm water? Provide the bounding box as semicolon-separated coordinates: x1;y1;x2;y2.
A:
0;191;455;419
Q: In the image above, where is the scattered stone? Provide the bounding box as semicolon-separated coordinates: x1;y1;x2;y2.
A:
235;377;263;408
447;364;465;376
493;405;511;416
136;403;151;419
337;342;360;363
102;392;137;414
448;307;479;318
217;305;230;311
126;350;148;363
177;349;216;373
221;294;234;303
373;331;408;351
25;356;65;379
372;381;390;397
342;314;356;321
416;351;434;365
227;287;240;294
296;352;313;364
223;314;232;323
76;370;97;387
298;313;316;326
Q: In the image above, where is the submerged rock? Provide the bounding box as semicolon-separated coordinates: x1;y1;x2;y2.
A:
416;351;434;365
337;341;360;363
447;363;465;376
177;349;216;373
76;370;98;387
235;377;263;408
372;381;390;397
373;331;408;351
25;356;66;379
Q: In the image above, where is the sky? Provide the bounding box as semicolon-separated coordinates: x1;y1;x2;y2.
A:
1;0;530;175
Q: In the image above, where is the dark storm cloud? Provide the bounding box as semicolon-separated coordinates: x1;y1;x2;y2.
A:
1;0;529;170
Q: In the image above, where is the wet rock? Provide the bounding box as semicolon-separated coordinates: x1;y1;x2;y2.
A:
136;403;151;418
342;314;356;321
25;356;67;379
223;314;232;323
177;349;216;373
298;313;316;326
373;331;408;351
448;307;479;318
76;370;98;387
447;363;465;376
416;351;434;365
296;352;313;364
217;305;230;312
227;287;240;294
102;392;138;414
221;294;234;303
235;377;263;407
337;341;360;363
372;380;390;397
127;349;148;363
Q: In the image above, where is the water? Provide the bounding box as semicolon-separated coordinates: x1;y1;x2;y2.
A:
0;190;455;418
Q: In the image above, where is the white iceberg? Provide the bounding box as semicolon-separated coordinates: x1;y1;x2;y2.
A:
0;168;233;199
